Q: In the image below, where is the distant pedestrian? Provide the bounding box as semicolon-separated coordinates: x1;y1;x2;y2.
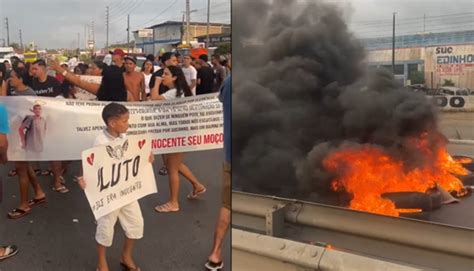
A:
110;48;126;72
141;59;154;99
123;56;146;101
196;54;215;95
181;55;197;95
149;52;177;96
211;54;226;92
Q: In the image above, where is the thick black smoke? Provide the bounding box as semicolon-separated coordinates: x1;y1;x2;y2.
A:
233;0;438;199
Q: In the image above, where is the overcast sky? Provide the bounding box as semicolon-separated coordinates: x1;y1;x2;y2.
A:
0;0;230;49
331;0;474;38
1;0;472;49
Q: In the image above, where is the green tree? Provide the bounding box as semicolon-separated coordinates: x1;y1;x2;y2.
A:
215;43;231;55
79;54;90;62
442;79;455;87
9;42;20;50
408;71;425;85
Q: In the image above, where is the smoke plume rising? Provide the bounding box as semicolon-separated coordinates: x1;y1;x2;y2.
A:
233;0;439;199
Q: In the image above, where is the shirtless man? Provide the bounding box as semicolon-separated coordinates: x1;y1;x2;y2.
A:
124;56;146;101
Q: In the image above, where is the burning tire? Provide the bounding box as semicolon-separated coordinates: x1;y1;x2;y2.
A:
381;188;442;212
452;155;474;172
459;174;474;186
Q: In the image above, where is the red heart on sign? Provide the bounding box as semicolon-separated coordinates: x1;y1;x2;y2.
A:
87;153;94;166
138;139;146;149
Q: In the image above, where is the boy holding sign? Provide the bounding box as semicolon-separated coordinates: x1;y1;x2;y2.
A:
78;103;154;271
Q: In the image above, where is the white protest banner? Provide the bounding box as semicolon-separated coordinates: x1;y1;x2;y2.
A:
0;93;223;161
82;134;157;219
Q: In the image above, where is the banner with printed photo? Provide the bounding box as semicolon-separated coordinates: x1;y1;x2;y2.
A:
0;93;223;161
82;135;157;219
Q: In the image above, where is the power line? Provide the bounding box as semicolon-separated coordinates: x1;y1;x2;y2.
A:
110;0;142;23
353;20;474;37
356;25;474;40
352;14;474;30
108;0;128;13
132;0;179;29
351;16;474;36
351;12;474;25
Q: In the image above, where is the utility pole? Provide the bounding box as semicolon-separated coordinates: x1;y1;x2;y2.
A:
423;13;426;33
77;32;80;54
127;14;130;53
206;0;210;48
186;0;190;45
90;21;95;58
106;6;110;48
91;21;95;44
181;13;185;44
19;29;23;50
392;12;396;74
84;24;86;48
5;17;10;46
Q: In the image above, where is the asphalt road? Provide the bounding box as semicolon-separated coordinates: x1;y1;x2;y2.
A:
439;112;474;229
439;112;474;140
0;149;230;271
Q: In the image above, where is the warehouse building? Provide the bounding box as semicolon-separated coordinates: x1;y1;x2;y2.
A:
133;21;230;55
362;30;474;89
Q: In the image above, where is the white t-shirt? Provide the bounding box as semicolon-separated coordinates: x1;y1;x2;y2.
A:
181;65;197;95
143;73;152;94
94;129;127;147
162;88;184;100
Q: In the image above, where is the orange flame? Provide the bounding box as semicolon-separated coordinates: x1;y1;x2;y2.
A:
323;134;467;217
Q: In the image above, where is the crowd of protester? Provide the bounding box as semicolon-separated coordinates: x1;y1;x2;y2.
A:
0;50;231;271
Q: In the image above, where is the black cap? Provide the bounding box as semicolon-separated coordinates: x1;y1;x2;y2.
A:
124;55;137;64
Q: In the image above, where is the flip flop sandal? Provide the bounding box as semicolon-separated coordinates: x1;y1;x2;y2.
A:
154;203;179;213
0;245;19;260
8;169;17;177
34;169;42;176
187;187;207;199
41;170;52;176
59;176;66;185
52;186;69;194
120;262;141;271
27;197;46;207
204;260;224;270
158;167;168;175
7;208;31;219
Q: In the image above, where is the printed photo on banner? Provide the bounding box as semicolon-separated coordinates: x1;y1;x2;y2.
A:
0;93;223;161
6;98;51;161
81;134;157;219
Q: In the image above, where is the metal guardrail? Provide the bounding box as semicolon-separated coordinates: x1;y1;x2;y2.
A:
233;229;430;271
232;191;474;270
449;139;474;145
